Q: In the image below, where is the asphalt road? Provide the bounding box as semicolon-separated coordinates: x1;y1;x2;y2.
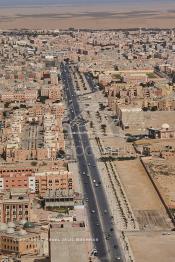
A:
60;62;124;262
84;72;97;92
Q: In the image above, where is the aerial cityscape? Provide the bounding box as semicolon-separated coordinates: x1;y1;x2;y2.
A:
0;1;175;262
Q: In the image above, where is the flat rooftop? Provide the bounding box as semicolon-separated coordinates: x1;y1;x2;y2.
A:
50;222;91;262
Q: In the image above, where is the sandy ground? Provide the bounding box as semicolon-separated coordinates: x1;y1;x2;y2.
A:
91;100;171;229
0;4;175;29
127;231;175;262
115;159;164;211
114;158;172;230
98;128;171;229
143;157;175;209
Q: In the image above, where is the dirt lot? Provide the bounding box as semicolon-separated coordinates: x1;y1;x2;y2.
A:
99;130;171;229
143;157;175;209
114;159;171;230
127;231;175;262
115;159;163;211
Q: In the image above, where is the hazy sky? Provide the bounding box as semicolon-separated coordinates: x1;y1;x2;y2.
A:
0;0;175;5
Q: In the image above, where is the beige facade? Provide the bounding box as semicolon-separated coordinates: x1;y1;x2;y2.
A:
0;190;32;223
1;90;38;102
0;230;40;256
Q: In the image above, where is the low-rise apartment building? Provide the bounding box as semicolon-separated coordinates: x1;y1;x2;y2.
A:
35;171;74;196
0;166;74;197
0;225;40;256
0;189;32;223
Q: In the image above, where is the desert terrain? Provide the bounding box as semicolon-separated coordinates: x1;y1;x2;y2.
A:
0;3;175;29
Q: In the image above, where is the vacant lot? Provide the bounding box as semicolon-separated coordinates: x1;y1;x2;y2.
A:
115;159;163;211
115;159;171;230
127;231;175;262
143;157;175;209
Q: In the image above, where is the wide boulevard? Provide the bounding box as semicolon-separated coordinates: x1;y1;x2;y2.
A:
61;62;124;262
